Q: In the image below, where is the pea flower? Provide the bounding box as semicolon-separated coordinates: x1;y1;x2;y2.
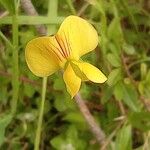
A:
25;16;107;98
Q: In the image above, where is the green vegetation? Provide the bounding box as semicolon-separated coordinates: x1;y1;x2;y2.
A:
0;0;150;149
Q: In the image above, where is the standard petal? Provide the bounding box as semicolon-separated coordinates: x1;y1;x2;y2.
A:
57;15;98;59
25;36;60;77
63;64;81;98
79;62;107;83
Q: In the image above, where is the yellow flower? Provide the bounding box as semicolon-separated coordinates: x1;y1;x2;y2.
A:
25;15;107;98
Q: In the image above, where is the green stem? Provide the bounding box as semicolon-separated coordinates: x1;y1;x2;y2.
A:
47;0;58;34
11;12;19;115
34;0;57;149
34;77;47;150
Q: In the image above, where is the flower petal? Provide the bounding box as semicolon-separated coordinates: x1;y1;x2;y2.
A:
25;36;61;77
63;63;81;98
70;61;88;81
57;15;98;59
78;62;107;83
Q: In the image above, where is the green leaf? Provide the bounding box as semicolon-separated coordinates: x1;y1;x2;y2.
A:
123;43;135;55
63;111;87;129
108;42;121;56
0;0;15;14
0;114;12;146
107;18;123;41
107;53;121;67
63;112;85;124
50;135;66;150
50;125;86;150
115;125;132;150
66;125;87;150
120;82;141;112
114;82;124;100
107;68;122;86
66;125;78;140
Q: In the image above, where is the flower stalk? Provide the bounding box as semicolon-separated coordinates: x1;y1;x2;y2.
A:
11;4;19;115
34;77;47;150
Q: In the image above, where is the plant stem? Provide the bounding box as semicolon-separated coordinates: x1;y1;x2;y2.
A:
47;0;58;34
34;77;47;150
11;9;19;115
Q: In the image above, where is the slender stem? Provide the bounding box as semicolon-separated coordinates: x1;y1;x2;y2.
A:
11;9;19;115
47;0;58;34
34;77;47;150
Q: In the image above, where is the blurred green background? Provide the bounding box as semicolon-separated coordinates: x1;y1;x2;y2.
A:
0;0;150;149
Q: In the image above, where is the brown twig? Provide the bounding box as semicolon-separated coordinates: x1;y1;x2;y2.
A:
20;0;106;146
